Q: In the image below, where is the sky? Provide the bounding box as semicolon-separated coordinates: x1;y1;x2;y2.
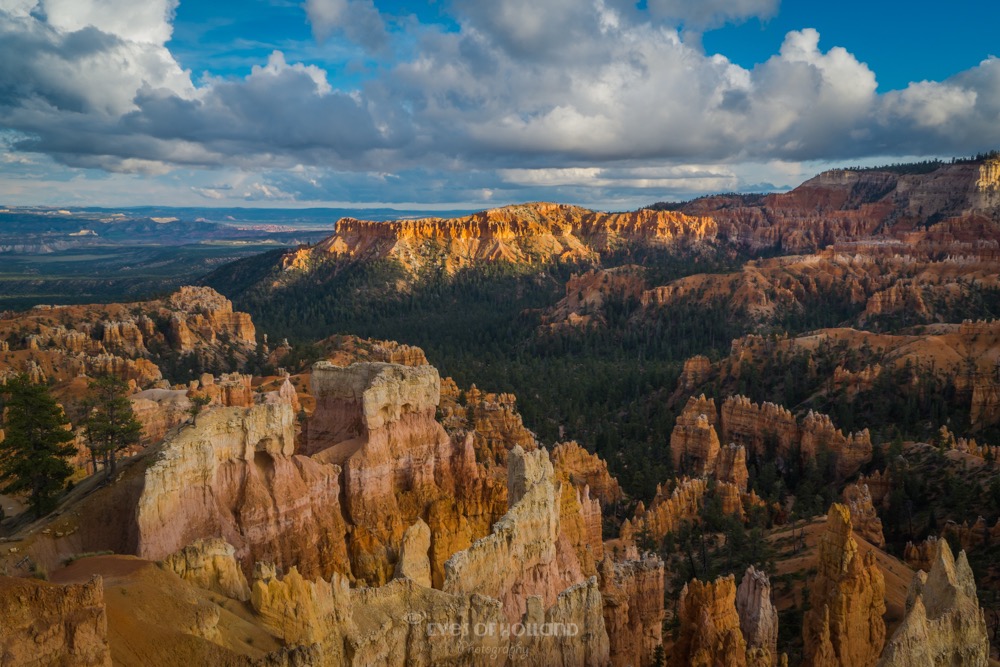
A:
0;0;998;211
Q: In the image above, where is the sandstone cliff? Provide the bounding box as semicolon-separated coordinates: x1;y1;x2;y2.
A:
163;538;251;601
438;382;537;465
443;445;582;622
800;411;872;479
281;202;717;276
802;504;886;667
135;402;351;580
877;539;990;667
540;265;647;332
598;554;665;667
736;567;779;667
721;395;799;461
306;361;505;587
678;355;713;393
0;575;111;667
673;575;748;667
620;477;706;545
0;286;256;391
671;403;721;476
717;395;872;479
842;483;885;548
552;440;623;508
677;161;1000;252
244;438;612;666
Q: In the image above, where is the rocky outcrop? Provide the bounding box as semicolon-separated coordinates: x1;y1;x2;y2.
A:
903;537;939;573
165;286;256;353
969;370;1000;427
877;539;990;667
130;388;191;445
393;519;432;587
312;334;430;368
552;440;623;507
671;410;721;477
843;483;885;547
737;567;779;667
515;578;610;667
800;412;872;479
0;286;256;392
678;355;713;393
136;403;350;580
802;504;886;667
0;575;111;667
599;554;665;667
676;162;1000;252
438;381;537;465
307;361;502;587
289;202;717;276
620;477;706;545
863;283;929;319
858;471;891;507
250;562;352;661
673;575;748;667
721;395;798;461
443;445;581;622
832;364;882;393
541;265;647;331
941;516;1000;552
559;476;604;575
163;538;251;601
718;396;871;478
242;437;611;666
715;444;750;492
188;373;254;408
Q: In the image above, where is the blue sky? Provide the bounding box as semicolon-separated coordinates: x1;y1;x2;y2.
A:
0;0;998;210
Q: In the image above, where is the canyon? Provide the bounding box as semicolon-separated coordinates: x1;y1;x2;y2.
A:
3;157;1000;665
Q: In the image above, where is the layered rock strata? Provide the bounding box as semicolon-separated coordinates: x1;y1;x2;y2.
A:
843;483;885;547
736;566;779;667
443;445;583;622
673;575;748;667
598;554;665;667
0;575;111;667
285;202;717;276
877;539;990;667
552;440;623;507
802;504;886;667
163;538;251;601
135;402;350;580
247;441;613;666
306;361;506;586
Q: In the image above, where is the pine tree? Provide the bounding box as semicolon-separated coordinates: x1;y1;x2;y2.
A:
188;394;212;426
0;375;76;516
83;375;143;483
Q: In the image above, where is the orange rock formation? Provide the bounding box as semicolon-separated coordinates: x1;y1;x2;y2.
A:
673;575;748;667
671;398;721;476
802;504;886;667
599;554;665;667
552;440;623;508
281;202;717;276
0;575;111;667
843;483;886;548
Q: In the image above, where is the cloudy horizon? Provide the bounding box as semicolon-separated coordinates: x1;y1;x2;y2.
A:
1;0;998;210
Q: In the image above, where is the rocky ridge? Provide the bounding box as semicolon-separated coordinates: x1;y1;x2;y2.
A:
281;203;717;276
